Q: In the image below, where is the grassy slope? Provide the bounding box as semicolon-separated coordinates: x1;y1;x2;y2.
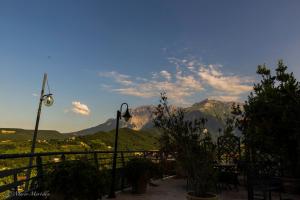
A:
0;128;67;141
80;128;160;151
0;128;159;154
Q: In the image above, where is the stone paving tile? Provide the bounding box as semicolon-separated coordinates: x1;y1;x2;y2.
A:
111;178;186;200
110;178;300;200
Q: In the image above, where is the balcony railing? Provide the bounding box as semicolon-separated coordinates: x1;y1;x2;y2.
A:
0;150;169;199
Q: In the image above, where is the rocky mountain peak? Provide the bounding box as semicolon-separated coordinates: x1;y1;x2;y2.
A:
128;105;156;130
70;99;242;136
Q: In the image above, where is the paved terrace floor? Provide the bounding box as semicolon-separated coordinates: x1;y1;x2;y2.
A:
109;177;300;200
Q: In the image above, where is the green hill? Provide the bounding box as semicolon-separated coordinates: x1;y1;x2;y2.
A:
79;128;160;151
0;128;159;154
0;128;67;141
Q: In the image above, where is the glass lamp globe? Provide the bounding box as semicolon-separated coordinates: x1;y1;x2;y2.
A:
122;108;132;122
44;95;54;107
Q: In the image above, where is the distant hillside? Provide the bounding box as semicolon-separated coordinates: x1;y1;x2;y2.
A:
79;128;160;151
68;106;157;136
0;128;67;141
0;128;159;154
68;118;133;136
69;99;243;137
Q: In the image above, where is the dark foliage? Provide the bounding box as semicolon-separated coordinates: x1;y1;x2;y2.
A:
45;160;109;200
153;92;216;197
124;157;159;183
234;60;300;177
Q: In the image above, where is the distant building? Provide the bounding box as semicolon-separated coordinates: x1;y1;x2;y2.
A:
1;130;16;134
1;140;12;143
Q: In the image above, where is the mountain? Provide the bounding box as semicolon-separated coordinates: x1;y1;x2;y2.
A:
70;99;242;137
185;98;241;121
0;99;242;154
0;128;67;141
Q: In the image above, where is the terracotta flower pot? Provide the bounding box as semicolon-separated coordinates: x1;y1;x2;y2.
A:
131;175;148;194
282;177;300;194
186;192;218;200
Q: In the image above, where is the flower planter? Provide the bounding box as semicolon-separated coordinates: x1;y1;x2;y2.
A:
282;177;300;194
124;158;158;194
131;175;148;194
175;163;186;178
186;192;218;200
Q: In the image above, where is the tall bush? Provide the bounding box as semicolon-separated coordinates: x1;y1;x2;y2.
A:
154;93;216;196
234;60;300;177
45;160;109;200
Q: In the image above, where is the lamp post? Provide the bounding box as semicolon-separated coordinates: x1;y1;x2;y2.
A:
25;73;54;191
218;128;222;137
108;103;132;198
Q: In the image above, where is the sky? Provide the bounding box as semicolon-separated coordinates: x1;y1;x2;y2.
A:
1;0;300;133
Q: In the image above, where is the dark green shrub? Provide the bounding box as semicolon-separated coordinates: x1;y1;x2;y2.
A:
124;158;157;183
45;160;109;200
233;60;300;177
124;158;159;193
154;92;217;197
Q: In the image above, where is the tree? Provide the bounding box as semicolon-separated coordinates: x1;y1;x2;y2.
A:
235;60;300;177
153;92;216;197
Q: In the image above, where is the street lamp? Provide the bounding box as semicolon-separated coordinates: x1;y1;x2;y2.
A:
44;94;54;106
25;73;54;191
108;103;132;198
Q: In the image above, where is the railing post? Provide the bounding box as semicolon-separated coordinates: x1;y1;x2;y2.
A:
94;152;99;170
13;173;18;194
36;155;44;191
120;152;125;191
159;151;164;179
247;164;253;200
61;154;66;162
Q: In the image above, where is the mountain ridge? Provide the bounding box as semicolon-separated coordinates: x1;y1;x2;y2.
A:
69;99;242;137
0;128;67;140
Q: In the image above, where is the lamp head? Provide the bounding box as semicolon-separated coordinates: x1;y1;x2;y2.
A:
122;108;132;122
44;94;54;107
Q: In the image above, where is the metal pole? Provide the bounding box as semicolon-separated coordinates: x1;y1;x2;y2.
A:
25;73;47;191
108;110;121;198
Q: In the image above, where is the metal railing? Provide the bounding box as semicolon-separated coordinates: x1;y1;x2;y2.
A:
0;150;166;199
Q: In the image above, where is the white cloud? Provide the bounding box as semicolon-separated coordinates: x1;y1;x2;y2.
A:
32;93;38;97
99;58;254;105
136;77;148;82
112;87;154;98
71;101;90;116
175;70;203;91
101;72;203;105
99;71;133;86
100;84;112;90
208;95;241;102
160;70;172;80
198;65;253;95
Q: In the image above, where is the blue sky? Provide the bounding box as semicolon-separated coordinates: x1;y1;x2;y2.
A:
1;0;300;132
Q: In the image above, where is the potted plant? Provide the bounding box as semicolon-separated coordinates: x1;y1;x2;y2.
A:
124;157;157;194
45;159;109;200
154;93;218;200
184;134;217;200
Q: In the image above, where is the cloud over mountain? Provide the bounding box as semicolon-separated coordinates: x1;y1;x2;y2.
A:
99;58;254;104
